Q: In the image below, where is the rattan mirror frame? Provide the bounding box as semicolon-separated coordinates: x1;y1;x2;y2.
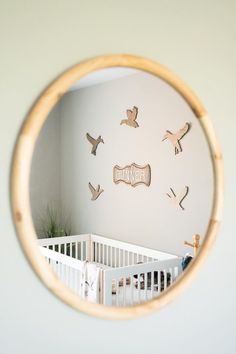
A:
11;54;223;320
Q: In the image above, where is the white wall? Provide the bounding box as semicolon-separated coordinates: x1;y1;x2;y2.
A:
30;105;61;236
60;71;213;256
1;1;235;354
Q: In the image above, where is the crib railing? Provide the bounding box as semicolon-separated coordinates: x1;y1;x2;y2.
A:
39;234;178;267
90;234;178;268
38;234;90;261
102;258;182;306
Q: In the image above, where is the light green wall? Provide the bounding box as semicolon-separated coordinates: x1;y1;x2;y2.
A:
0;1;235;354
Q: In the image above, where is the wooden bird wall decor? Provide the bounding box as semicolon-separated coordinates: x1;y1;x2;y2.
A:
88;182;104;201
120;106;139;128
162;122;191;155
166;186;189;210
86;133;104;156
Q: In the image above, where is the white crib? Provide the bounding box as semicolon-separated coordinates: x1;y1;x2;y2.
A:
39;234;182;306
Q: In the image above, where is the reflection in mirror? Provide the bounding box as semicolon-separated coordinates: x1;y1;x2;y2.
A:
30;67;213;306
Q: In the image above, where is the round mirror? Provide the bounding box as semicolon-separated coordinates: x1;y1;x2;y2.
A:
11;55;223;319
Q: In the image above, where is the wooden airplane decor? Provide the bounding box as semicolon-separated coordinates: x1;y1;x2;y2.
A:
88;183;104;201
113;163;151;187
86;133;104;156
120;106;139;128
162;122;191;155
166;186;189;210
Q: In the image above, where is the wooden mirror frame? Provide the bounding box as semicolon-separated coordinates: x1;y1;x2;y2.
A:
11;54;223;320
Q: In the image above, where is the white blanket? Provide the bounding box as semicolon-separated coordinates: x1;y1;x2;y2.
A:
80;261;100;303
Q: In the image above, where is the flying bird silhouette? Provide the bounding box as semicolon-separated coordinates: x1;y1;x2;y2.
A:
166;186;189;210
88;182;104;201
120;106;139;128
162;122;190;154
86;133;104;155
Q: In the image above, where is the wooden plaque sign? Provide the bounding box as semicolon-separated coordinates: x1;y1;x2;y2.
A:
113;163;151;187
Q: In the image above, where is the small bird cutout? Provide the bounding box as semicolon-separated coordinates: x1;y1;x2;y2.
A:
166;186;189;210
162;122;190;155
120;106;139;128
88;182;104;201
86;133;104;156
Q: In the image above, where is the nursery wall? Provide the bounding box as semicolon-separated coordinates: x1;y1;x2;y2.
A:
59;71;213;256
30;105;61;236
1;1;235;354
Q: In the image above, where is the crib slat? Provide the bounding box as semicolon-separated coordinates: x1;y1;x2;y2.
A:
110;247;113;267
123;277;126;306
99;243;101;264
97;242;99;263
157;271;161;295
86;240;89;262
131;274;134;305
107;246;109;266
94;242;97;263
169;268;173;285
75;242;78;259
144;272;147;301
151;271;154;298
69;243;71;257
164;270;167;291
114;247;117;267
102;244;104;265
138;274;141;304
81;242;84;261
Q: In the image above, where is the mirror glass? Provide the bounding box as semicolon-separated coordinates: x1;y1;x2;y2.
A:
30;67;213;307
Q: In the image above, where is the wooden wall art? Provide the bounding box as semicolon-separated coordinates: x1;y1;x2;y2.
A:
162;122;190;155
166;186;189;210
88;182;104;200
120;106;139;128
86;133;104;155
113;163;151;187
